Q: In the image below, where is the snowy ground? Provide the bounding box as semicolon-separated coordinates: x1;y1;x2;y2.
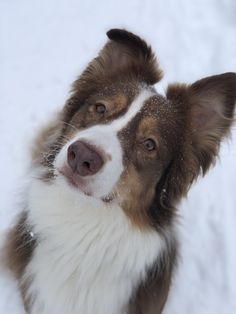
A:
0;0;236;313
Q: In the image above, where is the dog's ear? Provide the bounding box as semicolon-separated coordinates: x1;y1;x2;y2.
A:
76;29;162;86
157;73;236;208
167;72;236;175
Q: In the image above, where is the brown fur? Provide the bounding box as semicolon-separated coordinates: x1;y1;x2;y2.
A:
5;29;236;314
5;212;35;279
77;28;163;87
128;241;177;314
114;95;181;230
31;119;61;163
5;212;35;313
164;72;236;206
115;165;156;229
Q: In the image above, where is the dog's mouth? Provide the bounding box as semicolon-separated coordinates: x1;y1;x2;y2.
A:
58;168;92;197
57;167;114;203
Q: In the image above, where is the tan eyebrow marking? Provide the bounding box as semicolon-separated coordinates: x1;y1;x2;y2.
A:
138;117;158;135
110;89;154;132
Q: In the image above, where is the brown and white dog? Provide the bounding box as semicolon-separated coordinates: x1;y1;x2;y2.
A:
6;29;236;314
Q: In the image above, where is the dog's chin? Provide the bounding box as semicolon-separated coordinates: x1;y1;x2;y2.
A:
57;168;114;203
57;168;92;196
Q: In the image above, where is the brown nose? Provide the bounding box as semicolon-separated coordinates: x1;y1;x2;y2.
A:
67;141;104;176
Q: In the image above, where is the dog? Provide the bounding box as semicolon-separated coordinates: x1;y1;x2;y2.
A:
5;29;236;314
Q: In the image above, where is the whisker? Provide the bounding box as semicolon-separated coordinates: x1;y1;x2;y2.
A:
59;120;79;132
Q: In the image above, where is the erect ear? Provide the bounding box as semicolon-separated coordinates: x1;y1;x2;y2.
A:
167;72;236;176
157;72;236;209
75;28;162;87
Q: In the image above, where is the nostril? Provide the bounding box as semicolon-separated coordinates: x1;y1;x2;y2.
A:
67;145;78;171
67;140;104;176
83;161;90;170
70;151;76;160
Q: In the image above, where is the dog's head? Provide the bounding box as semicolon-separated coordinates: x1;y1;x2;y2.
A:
38;29;236;229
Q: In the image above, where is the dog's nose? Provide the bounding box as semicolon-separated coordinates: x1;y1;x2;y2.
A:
67;140;104;176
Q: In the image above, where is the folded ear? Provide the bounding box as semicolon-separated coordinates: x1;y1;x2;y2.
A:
76;28;162;87
167;72;236;175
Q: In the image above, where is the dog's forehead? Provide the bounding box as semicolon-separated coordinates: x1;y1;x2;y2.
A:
102;82;165;112
116;90;179;159
139;94;170;121
112;89;171;132
68;82;174;141
91;81;140;103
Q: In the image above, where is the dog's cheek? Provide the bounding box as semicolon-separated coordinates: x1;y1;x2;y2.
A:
114;165;156;229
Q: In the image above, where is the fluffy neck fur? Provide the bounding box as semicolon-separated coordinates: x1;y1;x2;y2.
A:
22;177;165;314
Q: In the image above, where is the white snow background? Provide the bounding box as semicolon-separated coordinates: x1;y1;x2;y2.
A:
0;0;236;313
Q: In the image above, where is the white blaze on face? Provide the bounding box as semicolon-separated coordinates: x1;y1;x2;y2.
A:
54;88;154;198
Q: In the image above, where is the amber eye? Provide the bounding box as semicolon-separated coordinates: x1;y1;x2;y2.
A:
143;139;156;151
95;103;106;114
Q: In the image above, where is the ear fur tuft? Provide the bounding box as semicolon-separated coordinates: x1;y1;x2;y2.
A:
163;72;236;205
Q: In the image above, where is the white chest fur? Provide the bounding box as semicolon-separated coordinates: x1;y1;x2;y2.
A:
23;179;164;314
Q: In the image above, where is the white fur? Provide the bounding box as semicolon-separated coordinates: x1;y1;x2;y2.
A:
23;178;165;314
23;88;163;313
54;88;154;198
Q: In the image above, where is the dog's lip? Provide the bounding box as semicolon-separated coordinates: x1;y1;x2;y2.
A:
57;166;115;202
58;167;92;196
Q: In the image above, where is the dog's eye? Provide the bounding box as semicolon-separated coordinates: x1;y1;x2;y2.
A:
95;103;106;114
143;139;156;151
